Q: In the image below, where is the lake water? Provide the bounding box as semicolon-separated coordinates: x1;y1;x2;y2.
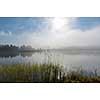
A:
0;49;100;72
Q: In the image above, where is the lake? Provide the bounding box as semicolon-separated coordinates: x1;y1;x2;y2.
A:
0;49;100;73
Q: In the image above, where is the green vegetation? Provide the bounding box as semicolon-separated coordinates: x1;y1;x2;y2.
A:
0;64;100;82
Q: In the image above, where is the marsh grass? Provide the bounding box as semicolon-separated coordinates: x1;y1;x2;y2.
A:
0;64;100;82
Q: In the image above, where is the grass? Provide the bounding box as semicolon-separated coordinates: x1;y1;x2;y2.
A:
0;64;100;82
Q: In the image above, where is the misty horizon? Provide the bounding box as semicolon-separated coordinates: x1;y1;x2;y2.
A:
1;44;100;50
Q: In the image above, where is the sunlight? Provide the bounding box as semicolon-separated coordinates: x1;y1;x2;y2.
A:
52;17;68;30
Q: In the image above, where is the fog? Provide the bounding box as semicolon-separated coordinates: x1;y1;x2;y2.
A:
0;17;100;49
22;18;100;48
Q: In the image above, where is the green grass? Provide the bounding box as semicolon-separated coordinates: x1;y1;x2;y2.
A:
0;64;100;82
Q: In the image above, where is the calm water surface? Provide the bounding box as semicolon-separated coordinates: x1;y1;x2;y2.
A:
0;50;100;72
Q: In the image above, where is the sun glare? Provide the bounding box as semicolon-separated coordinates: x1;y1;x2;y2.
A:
52;17;67;30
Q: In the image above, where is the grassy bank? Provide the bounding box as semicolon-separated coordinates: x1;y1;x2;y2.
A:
0;64;100;82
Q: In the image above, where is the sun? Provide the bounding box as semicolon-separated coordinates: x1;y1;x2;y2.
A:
52;17;67;30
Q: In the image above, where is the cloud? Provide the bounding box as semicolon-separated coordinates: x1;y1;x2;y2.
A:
23;18;100;48
1;17;100;48
0;31;12;36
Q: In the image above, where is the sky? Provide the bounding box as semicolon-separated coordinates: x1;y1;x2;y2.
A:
0;17;100;48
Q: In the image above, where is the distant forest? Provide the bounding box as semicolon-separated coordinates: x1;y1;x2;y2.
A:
0;44;37;52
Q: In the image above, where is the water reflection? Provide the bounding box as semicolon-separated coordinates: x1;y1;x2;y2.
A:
0;50;100;72
0;52;33;58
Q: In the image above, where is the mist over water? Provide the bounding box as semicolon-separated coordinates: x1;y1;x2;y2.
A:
0;49;100;73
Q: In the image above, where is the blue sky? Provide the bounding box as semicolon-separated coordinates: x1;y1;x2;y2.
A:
0;17;100;48
73;17;100;30
0;17;45;34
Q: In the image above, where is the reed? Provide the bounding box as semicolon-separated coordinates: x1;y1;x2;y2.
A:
0;64;100;82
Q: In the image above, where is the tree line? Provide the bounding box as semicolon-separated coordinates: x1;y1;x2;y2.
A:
0;44;34;52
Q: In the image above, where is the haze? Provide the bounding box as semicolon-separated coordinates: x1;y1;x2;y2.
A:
0;17;100;48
